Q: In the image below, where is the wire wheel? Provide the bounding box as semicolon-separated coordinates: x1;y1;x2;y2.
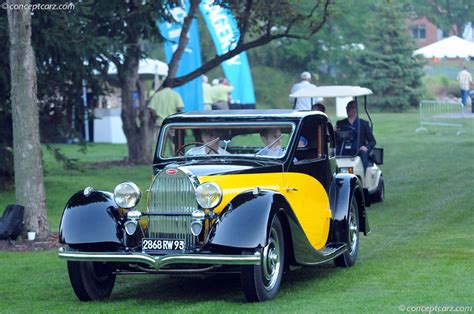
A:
241;215;285;302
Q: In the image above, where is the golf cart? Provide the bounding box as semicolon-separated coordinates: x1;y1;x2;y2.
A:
290;86;384;203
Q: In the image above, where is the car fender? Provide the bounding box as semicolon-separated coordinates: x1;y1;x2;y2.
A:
206;190;292;250
59;190;122;247
328;173;370;244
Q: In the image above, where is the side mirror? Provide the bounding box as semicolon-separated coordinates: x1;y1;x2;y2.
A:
371;147;384;165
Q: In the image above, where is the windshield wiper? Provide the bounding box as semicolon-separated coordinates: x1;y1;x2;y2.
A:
255;134;284;156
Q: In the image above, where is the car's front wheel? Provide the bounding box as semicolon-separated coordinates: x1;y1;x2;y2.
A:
67;261;116;301
241;215;284;302
334;197;359;267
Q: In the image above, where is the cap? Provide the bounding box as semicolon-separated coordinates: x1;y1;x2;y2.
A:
300;71;311;80
211;79;219;86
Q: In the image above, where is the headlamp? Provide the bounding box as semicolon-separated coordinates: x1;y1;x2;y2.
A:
195;182;222;209
339;167;354;174
113;181;141;209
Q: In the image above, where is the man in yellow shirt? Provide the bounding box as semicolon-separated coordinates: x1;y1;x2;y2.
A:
211;78;234;110
148;87;184;143
202;75;213;110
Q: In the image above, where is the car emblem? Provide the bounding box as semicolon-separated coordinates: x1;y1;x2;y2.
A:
166;169;177;175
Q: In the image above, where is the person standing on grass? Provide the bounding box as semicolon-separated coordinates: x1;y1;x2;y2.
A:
290;71;323;110
211;77;234;110
456;66;472;107
148;87;184;144
202;75;213;111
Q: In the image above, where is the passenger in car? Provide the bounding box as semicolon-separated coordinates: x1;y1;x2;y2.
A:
186;130;229;155
258;129;284;156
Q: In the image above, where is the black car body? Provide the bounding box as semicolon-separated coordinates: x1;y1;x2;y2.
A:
58;110;370;302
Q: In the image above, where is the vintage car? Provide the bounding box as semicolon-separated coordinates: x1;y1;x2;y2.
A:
58;110;370;302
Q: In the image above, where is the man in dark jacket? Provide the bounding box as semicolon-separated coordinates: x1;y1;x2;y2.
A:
336;100;376;170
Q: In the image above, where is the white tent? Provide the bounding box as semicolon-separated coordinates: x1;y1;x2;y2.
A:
414;36;474;58
108;58;168;77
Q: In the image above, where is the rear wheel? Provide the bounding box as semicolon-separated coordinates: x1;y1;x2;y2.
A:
241;216;284;302
67;261;116;301
334;197;359;267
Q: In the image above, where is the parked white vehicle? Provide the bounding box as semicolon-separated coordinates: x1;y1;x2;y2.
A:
290;86;384;203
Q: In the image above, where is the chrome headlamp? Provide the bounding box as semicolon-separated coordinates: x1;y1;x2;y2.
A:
113;181;141;209
195;182;222;209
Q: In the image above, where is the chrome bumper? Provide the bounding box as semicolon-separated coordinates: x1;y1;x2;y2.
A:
58;247;260;270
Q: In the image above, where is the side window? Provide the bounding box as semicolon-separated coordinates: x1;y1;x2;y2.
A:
294;118;324;162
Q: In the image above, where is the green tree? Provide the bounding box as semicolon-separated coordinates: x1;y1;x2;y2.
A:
76;0;331;163
406;0;474;36
0;10;13;186
358;2;424;112
7;0;50;239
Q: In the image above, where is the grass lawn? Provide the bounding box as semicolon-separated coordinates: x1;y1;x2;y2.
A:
0;112;473;313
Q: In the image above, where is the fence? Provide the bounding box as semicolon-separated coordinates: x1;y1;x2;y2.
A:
416;100;465;135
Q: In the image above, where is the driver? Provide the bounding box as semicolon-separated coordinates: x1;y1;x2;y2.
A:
186;129;229;156
336;100;376;170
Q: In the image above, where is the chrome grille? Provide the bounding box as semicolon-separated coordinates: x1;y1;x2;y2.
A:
147;168;199;250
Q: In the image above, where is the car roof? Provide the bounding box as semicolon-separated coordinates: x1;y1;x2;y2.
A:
289;85;373;98
166;109;327;121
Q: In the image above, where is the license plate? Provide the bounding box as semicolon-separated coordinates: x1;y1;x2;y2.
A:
142;238;185;252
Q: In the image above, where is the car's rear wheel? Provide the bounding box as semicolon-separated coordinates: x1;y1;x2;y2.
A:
67;261;116;301
334;197;359;267
241;216;284;302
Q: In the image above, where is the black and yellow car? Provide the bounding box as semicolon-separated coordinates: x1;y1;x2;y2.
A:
58;110;370;302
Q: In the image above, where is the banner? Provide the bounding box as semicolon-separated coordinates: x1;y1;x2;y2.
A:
199;0;256;106
158;1;203;111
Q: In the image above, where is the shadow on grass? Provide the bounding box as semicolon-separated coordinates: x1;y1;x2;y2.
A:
109;262;340;303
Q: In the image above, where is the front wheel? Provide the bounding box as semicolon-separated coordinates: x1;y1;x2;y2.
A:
334;197;359;267
67;261;116;301
241;216;284;302
372;176;385;203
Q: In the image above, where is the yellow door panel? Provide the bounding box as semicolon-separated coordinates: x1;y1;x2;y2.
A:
198;172;331;250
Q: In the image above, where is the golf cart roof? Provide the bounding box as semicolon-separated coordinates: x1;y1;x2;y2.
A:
289;85;373;98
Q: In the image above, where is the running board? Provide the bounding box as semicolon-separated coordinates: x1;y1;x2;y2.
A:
295;242;348;266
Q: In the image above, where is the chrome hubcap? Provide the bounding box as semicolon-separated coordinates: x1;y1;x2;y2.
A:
262;227;281;290
348;204;359;254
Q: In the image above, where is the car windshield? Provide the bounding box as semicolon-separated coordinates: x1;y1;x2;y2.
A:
159;123;294;159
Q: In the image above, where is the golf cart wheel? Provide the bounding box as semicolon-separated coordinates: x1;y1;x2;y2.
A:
372;176;385;203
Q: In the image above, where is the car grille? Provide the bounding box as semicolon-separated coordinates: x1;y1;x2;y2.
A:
147;168;199;250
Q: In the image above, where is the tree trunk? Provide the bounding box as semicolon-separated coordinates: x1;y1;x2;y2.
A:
118;55;153;164
7;0;50;240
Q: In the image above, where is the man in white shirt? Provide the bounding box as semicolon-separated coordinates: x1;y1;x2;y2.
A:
290;71;323;110
456;66;472;106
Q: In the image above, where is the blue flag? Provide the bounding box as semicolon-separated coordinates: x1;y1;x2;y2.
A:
199;0;256;106
158;1;203;111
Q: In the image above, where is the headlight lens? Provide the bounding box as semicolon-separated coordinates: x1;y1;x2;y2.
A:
195;182;222;209
339;167;353;174
114;181;141;209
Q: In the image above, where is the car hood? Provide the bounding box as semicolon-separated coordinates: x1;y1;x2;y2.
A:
154;159;284;177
